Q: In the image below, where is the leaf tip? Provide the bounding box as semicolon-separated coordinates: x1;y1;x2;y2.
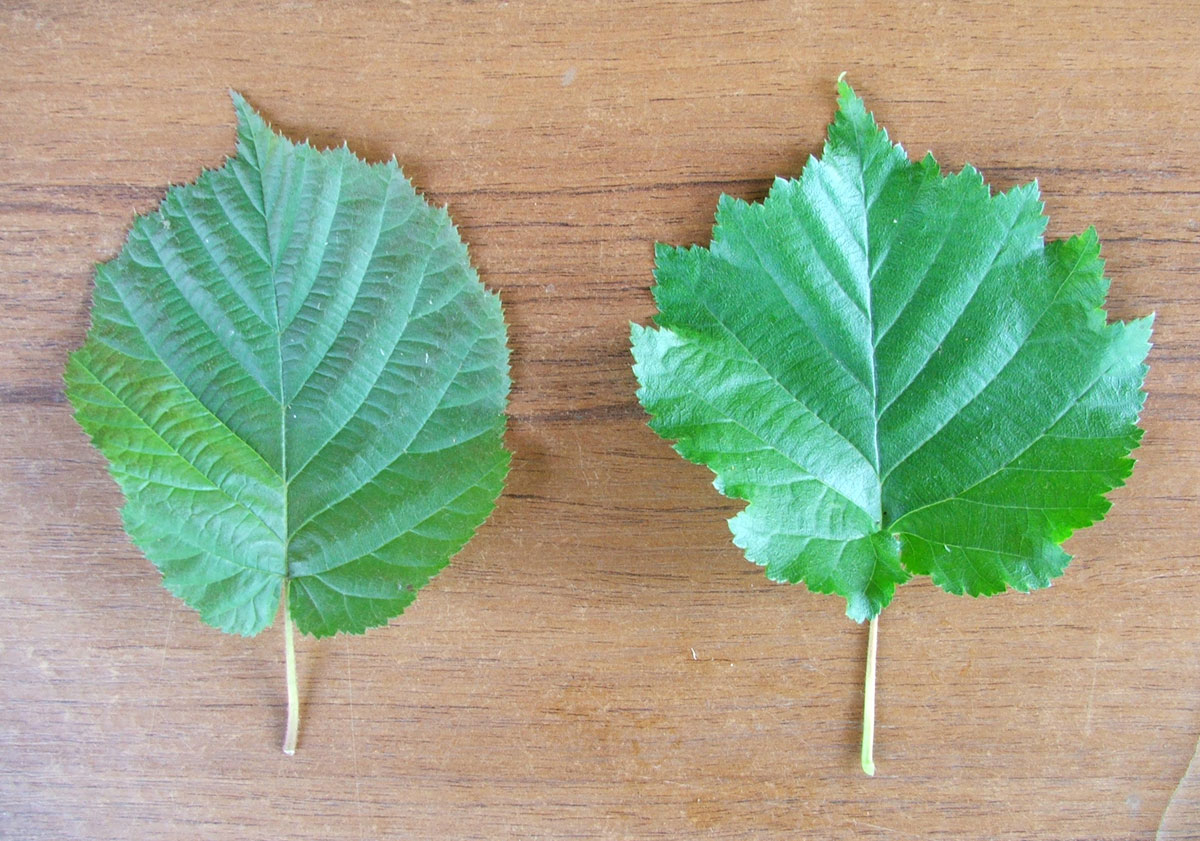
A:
835;74;861;110
229;90;271;140
228;89;254;124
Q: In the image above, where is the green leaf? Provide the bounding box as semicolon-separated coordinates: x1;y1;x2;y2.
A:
66;93;511;639
632;80;1151;623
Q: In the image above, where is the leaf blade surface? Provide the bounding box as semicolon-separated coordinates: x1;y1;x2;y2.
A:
632;81;1149;620
67;94;510;637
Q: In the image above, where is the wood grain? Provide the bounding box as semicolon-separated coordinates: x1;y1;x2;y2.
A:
2;1;1199;838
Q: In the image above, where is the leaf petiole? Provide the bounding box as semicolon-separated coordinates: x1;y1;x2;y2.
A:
861;613;878;776
283;585;299;756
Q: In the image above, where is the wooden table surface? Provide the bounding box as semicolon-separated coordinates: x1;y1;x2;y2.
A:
3;2;1199;839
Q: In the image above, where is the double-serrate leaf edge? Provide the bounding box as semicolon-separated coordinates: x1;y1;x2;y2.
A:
631;80;1151;623
66;92;511;641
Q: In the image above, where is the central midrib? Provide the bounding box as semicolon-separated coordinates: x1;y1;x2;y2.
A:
851;127;884;532
248;134;293;588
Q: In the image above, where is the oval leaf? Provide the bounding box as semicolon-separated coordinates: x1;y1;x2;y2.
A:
66;93;511;638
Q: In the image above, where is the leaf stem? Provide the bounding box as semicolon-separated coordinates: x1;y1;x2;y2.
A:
282;585;299;756
861;613;879;776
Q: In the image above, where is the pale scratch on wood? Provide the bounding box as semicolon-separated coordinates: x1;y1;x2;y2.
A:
1084;631;1103;736
854;818;899;834
344;636;364;841
146;605;177;736
1158;732;1200;840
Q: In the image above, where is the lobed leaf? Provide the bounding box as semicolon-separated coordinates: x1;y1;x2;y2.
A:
632;81;1150;621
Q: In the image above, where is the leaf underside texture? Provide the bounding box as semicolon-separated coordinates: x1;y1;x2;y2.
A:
632;81;1150;621
66;94;511;638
